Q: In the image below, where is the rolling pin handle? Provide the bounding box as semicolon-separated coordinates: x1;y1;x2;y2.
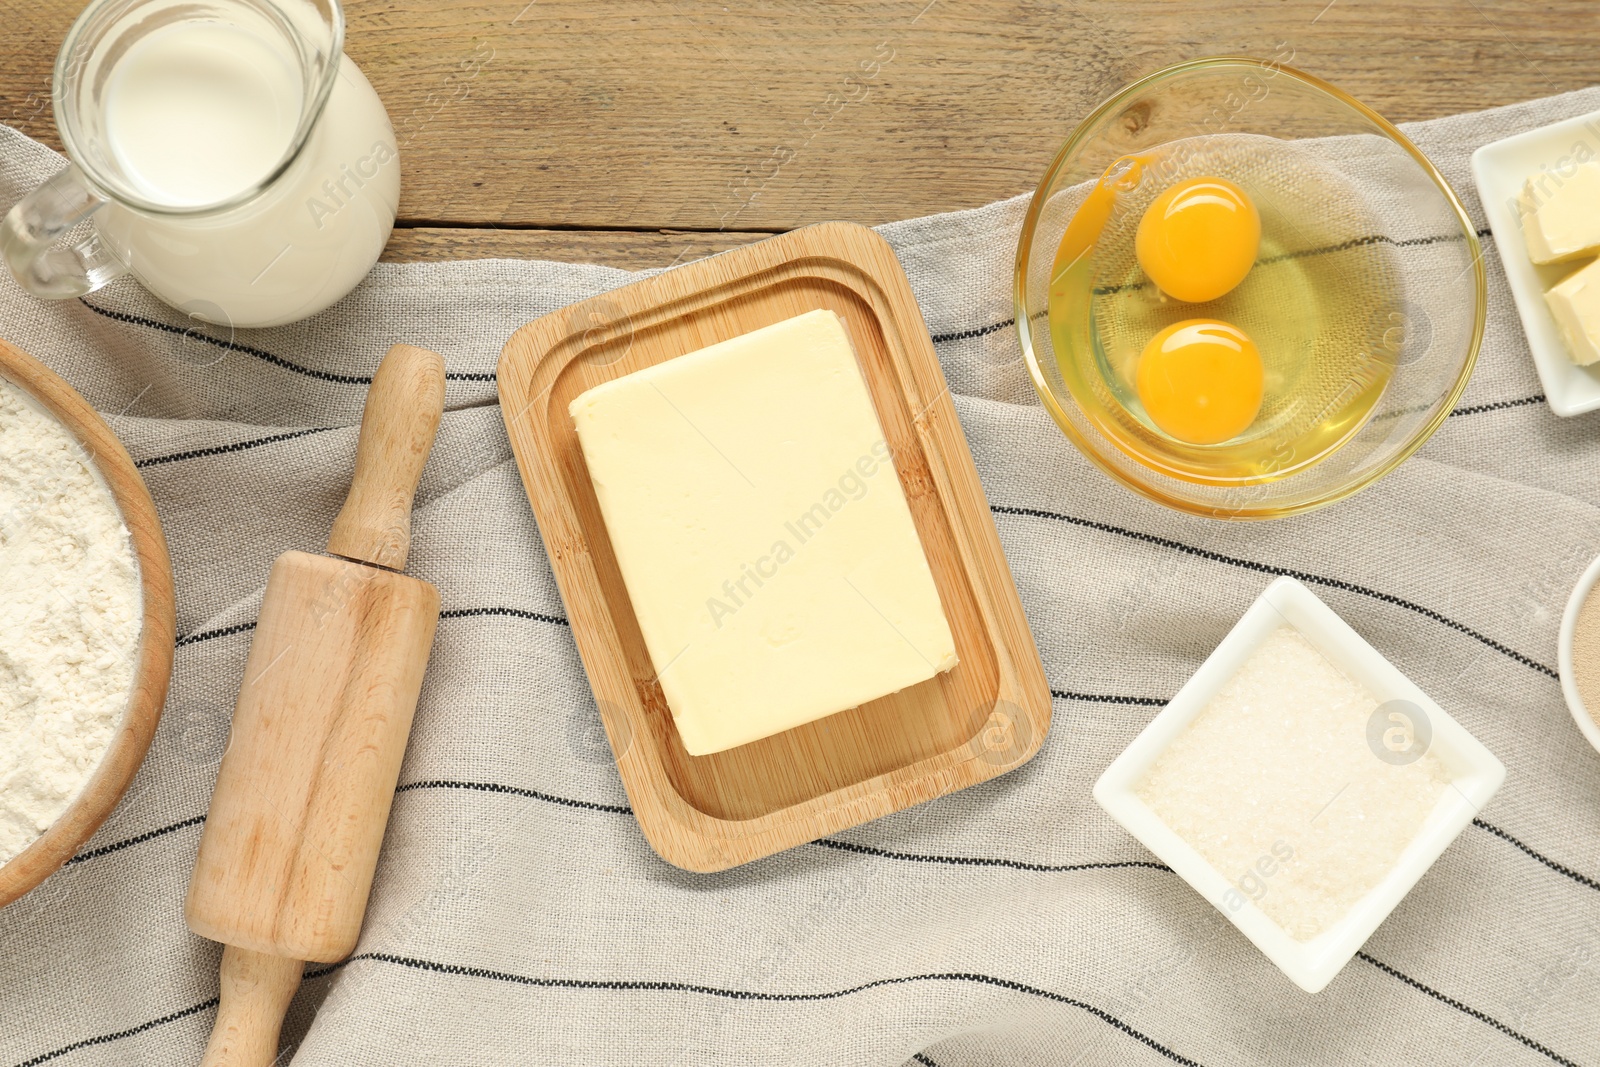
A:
200;946;304;1067
326;343;447;571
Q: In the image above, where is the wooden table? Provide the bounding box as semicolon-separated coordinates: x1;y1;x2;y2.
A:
3;1;1594;270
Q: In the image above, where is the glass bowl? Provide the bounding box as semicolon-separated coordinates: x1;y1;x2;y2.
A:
1015;57;1485;519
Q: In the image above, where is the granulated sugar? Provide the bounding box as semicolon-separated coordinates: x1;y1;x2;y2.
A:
0;378;141;866
1138;627;1450;940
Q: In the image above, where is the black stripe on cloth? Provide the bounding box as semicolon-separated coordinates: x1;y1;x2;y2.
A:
931;229;1492;334
811;837;1170;875
174;605;571;648
63;797;1600;932
63;815;205;866
395;778;631;815
922;316;1534;421
923;229;1535;421
1356;953;1580;1067
62;789;1171;882
991;504;1558;679
79;301;369;384
9;996;219;1067
135;427;338;468
1054;688;1166;707
295;952;1207;1067
1473;819;1600;894
1269;229;1485;260
1449;395;1547;417
392;778;1177;877
174;621;257;648
76;299;496;383
934;232;1490;333
11;954;1199;1067
175;618;1149;700
1090;231;1481;297
929;319;1014;345
912;1054;940;1067
439;606;571;627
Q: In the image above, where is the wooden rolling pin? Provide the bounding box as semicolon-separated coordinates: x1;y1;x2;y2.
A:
185;344;446;1067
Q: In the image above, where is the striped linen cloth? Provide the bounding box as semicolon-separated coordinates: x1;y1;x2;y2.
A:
2;85;1598;1067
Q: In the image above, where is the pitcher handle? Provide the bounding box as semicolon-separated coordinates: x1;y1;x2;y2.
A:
0;164;128;300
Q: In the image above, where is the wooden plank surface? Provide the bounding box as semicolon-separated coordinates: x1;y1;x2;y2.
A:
380;227;773;269
2;0;1596;268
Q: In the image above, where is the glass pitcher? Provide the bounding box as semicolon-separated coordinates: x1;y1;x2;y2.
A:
0;0;399;329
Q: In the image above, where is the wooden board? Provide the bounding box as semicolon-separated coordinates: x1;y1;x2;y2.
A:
0;338;176;909
498;221;1050;871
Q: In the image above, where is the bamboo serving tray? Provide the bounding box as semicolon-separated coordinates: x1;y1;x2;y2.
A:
498;221;1050;871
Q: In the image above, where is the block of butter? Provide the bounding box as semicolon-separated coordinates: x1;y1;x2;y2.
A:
1518;161;1600;265
1545;256;1600;366
570;309;958;756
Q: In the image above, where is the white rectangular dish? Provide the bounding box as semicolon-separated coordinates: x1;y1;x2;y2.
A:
1471;111;1600;417
1093;577;1505;993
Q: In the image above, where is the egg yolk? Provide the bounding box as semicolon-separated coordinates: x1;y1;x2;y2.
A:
1135;177;1260;303
1135;319;1263;445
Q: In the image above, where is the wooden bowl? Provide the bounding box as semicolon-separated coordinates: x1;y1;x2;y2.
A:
0;337;175;909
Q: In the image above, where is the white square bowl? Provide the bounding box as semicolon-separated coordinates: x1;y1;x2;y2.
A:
1092;576;1506;993
1471;111;1600;417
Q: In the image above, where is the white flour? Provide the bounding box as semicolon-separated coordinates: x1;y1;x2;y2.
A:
0;377;141;866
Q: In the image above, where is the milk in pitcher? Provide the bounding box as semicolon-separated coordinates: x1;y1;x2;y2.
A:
91;19;399;327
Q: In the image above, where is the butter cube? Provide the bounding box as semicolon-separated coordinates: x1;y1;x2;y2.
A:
1519;161;1600;265
1545;257;1600;366
570;309;958;756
